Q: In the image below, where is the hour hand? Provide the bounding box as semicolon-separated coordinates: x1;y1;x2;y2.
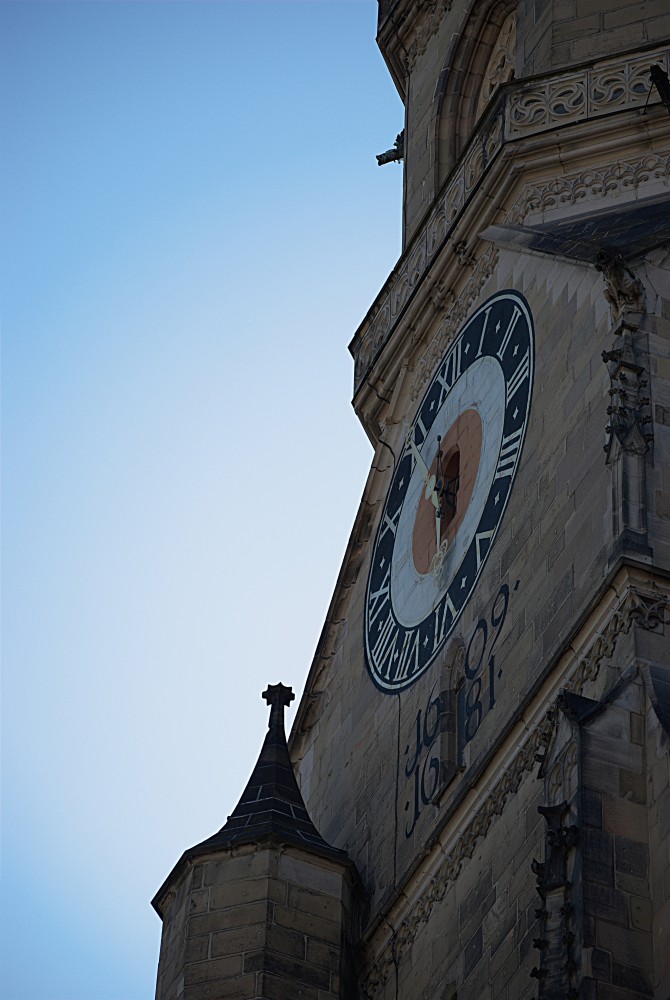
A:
406;433;439;508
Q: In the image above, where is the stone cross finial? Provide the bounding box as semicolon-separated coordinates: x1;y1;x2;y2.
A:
262;683;295;730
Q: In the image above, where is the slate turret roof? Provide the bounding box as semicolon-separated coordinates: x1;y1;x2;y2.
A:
153;683;346;915
189;682;345;858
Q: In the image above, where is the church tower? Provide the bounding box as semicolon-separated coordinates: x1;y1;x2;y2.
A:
154;2;670;997
289;1;670;997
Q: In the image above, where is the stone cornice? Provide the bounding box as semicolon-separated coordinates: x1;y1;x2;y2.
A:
349;45;670;405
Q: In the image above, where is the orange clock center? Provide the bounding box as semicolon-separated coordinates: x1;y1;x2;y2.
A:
412;407;483;575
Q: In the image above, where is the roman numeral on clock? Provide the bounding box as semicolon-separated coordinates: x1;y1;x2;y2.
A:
364;290;534;692
506;349;530;403
414;415;429;446
393;629;420;683
433;592;458;648
368;567;391;624
372;613;397;676
476;307;492;357
447;338;462;386
378;501;402;546
475;529;495;568
497;306;521;359
435;339;463;405
435;366;450;408
494;426;524;480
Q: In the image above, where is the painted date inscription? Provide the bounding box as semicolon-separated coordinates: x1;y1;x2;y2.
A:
401;580;520;838
404;687;441;838
458;580;519;748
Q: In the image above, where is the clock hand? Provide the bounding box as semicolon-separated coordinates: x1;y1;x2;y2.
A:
434;436;448;554
406;432;430;483
406;433;440;508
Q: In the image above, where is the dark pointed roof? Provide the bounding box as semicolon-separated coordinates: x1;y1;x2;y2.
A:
190;682;344;858
153;683;347;914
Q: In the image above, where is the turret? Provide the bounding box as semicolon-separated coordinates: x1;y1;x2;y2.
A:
153;684;360;1000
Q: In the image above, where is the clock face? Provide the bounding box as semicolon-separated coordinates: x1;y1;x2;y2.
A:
365;290;534;692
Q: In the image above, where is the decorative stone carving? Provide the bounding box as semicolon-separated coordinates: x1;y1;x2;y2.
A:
590;53;655;111
547;759;564;806
601;312;653;553
452;240;476;266
475;12;516;120
532;701;581;999
506;48;665;138
429;277;455;313
463;106;504;194
564;742;577;801
603;339;651;453
531;803;579;1000
352;108;504;392
376;130;404;166
595;247;645;320
566;586;666;695
507;153;670;225
509;73;587;133
543;738;578;807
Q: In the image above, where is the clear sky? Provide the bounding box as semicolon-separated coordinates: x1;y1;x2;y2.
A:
1;2;403;998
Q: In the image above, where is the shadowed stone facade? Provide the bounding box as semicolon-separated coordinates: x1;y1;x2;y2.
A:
154;2;670;997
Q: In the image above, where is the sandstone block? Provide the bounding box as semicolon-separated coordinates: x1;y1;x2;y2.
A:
186;955;243;985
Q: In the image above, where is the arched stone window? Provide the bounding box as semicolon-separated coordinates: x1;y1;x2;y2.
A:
434;1;517;190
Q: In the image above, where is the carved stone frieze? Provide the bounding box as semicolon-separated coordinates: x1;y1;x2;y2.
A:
507;153;670;225
566;586;666;695
462;107;503;194
359;582;668;998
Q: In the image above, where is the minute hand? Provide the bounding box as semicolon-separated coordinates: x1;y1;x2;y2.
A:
407;434;440;509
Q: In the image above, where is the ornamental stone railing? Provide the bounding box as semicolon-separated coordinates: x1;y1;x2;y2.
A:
349;47;670;395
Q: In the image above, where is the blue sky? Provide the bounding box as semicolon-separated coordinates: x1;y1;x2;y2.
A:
1;2;403;997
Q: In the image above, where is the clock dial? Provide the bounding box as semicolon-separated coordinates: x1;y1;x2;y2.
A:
365;290;534;692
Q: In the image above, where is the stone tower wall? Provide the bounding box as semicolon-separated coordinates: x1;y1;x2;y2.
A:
155;843;358;1000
